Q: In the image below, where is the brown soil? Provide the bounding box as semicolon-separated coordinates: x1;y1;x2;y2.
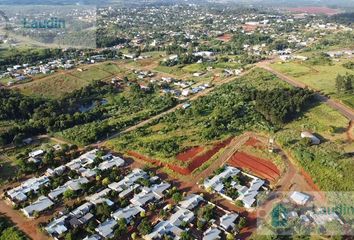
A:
228;152;280;182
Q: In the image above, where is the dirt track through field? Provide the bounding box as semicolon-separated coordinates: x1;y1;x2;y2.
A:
347;120;353;142
257;62;354;121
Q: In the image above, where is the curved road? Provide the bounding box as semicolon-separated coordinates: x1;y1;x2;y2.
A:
257;62;354;121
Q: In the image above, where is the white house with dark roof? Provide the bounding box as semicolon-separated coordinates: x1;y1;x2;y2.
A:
203;166;240;193
86;188;113;206
108;168;147;193
130;182;171;206
70;202;93;219
66;149;98;170
144;207;194;240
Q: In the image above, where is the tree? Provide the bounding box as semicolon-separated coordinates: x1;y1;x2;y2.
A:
172;192;183;203
140;211;146;218
63;189;75;199
234;199;244;207
43;150;55;165
226;233;235;240
137;218;152;235
102;177;111;186
114;218;128;237
131;232;137;240
238;217;247;229
95;203;111;222
180;231;192;240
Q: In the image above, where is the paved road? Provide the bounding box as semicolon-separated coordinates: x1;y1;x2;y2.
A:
257;63;354;121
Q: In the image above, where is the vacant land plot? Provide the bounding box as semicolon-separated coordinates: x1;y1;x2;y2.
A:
107;69;292;175
271;60;354;108
70;67;112;82
16;62;127;99
17;74;90;98
276;103;354;192
228;152;280;182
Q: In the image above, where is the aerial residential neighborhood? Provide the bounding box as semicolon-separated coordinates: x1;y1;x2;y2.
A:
0;0;354;240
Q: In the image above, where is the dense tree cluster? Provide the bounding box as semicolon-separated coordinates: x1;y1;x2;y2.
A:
250;88;314;125
0;90;43;120
60;86;177;145
329;13;354;26
336;73;353;93
160;54;202;67
343;61;354;70
0;81;116;145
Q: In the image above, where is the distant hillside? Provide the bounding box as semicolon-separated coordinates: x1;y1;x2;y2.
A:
1;0;353;8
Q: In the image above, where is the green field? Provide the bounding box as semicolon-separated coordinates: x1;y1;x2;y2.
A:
154;65;186;76
15;63;127;99
271;60;354;108
106;69;294;167
70;67;113;82
276;103;354;191
17;74;91;99
57;89;178;146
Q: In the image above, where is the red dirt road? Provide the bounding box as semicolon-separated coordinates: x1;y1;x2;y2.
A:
228;152;280;182
0;200;49;240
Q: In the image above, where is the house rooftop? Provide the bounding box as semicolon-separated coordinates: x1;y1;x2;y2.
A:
179;194;204;210
290;192;310;205
83;234;101;240
21;196;54;218
45;215;68;237
98;156;125;170
95;219;117;238
203;227;221;240
220;213;239;231
111;204;144;223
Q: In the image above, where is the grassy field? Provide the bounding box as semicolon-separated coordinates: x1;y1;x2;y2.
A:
0;77;14;85
17;74;91;99
271;60;354;108
70;67;113;82
106;69;287;168
15;62;126;99
276;103;354;191
154;65;187;77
